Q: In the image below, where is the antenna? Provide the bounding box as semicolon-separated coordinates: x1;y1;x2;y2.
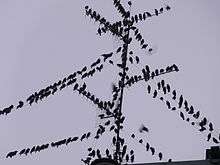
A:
2;0;220;164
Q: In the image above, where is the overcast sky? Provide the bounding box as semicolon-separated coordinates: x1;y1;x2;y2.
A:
0;0;220;165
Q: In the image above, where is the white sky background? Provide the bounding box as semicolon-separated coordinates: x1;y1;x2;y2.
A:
0;0;220;164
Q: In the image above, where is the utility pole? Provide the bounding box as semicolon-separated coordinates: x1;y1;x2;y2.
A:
115;15;131;163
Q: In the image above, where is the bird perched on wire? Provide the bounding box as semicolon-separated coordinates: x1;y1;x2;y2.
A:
6;150;18;158
193;111;200;119
146;143;150;151
139;124;149;133
19;149;26;155
153;90;158;98
101;52;113;62
150;147;155;155
147;85;151;94
180;111;185;120
207;133;212;142
16;101;24;109
178;95;183;108
213;137;219;144
158;152;163;160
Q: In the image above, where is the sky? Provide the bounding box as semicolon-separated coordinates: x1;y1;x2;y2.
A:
0;0;220;164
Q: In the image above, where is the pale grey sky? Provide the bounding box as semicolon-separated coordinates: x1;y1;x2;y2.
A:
0;0;220;165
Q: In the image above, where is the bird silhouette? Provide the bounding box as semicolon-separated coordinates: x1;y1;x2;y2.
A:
150;147;155;155
131;155;134;163
6;151;18;158
162;87;167;94
105;120;111;126
135;56;139;64
116;47;122;53
178;95;183;108
213;137;219;144
79;83;87;93
81;66;87;73
126;154;129;162
81;158;90;165
110;125;115;132
30;146;36;154
102;52;113;62
158;152;163;160
24;148;30;155
161;80;165;87
199;117;207;127
122;145;127;158
193;111;200;119
96;149;102;159
86;132;91;139
88;150;95;157
143;13;146;20
142;44;148;49
166;84;171;93
145;12;152;17
166;5;171;10
129;56;133;64
35;145;41;152
146;143;150;151
180;112;185;120
26;94;35;105
3;105;14;115
97;28;102;35
209;122;214;131
139;124;149;133
153;90;158;98
60;83;66;90
91;58;101;68
184;100;188;110
207;133;212;142
16;101;24;109
66;137;72;145
19;149;26;155
140;39;145;45
139;139;143;144
171;107;176;111
172;90;176;100
134;15;138;23
155;9;159;16
199;126;206;132
188;106;194;114
72;136;79;141
139;13;143;21
73;83;79;90
131;134;135;138
157;82;161;90
96;64;103;72
147;85;151;94
81;72;88;79
159;7;164;13
166;101;171;109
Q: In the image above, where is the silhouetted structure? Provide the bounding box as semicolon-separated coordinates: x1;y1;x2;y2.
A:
2;1;220;165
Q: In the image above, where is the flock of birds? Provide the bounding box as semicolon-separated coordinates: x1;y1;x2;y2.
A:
145;78;220;144
2;0;219;165
85;1;171;55
6;131;93;158
130;131;172;163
